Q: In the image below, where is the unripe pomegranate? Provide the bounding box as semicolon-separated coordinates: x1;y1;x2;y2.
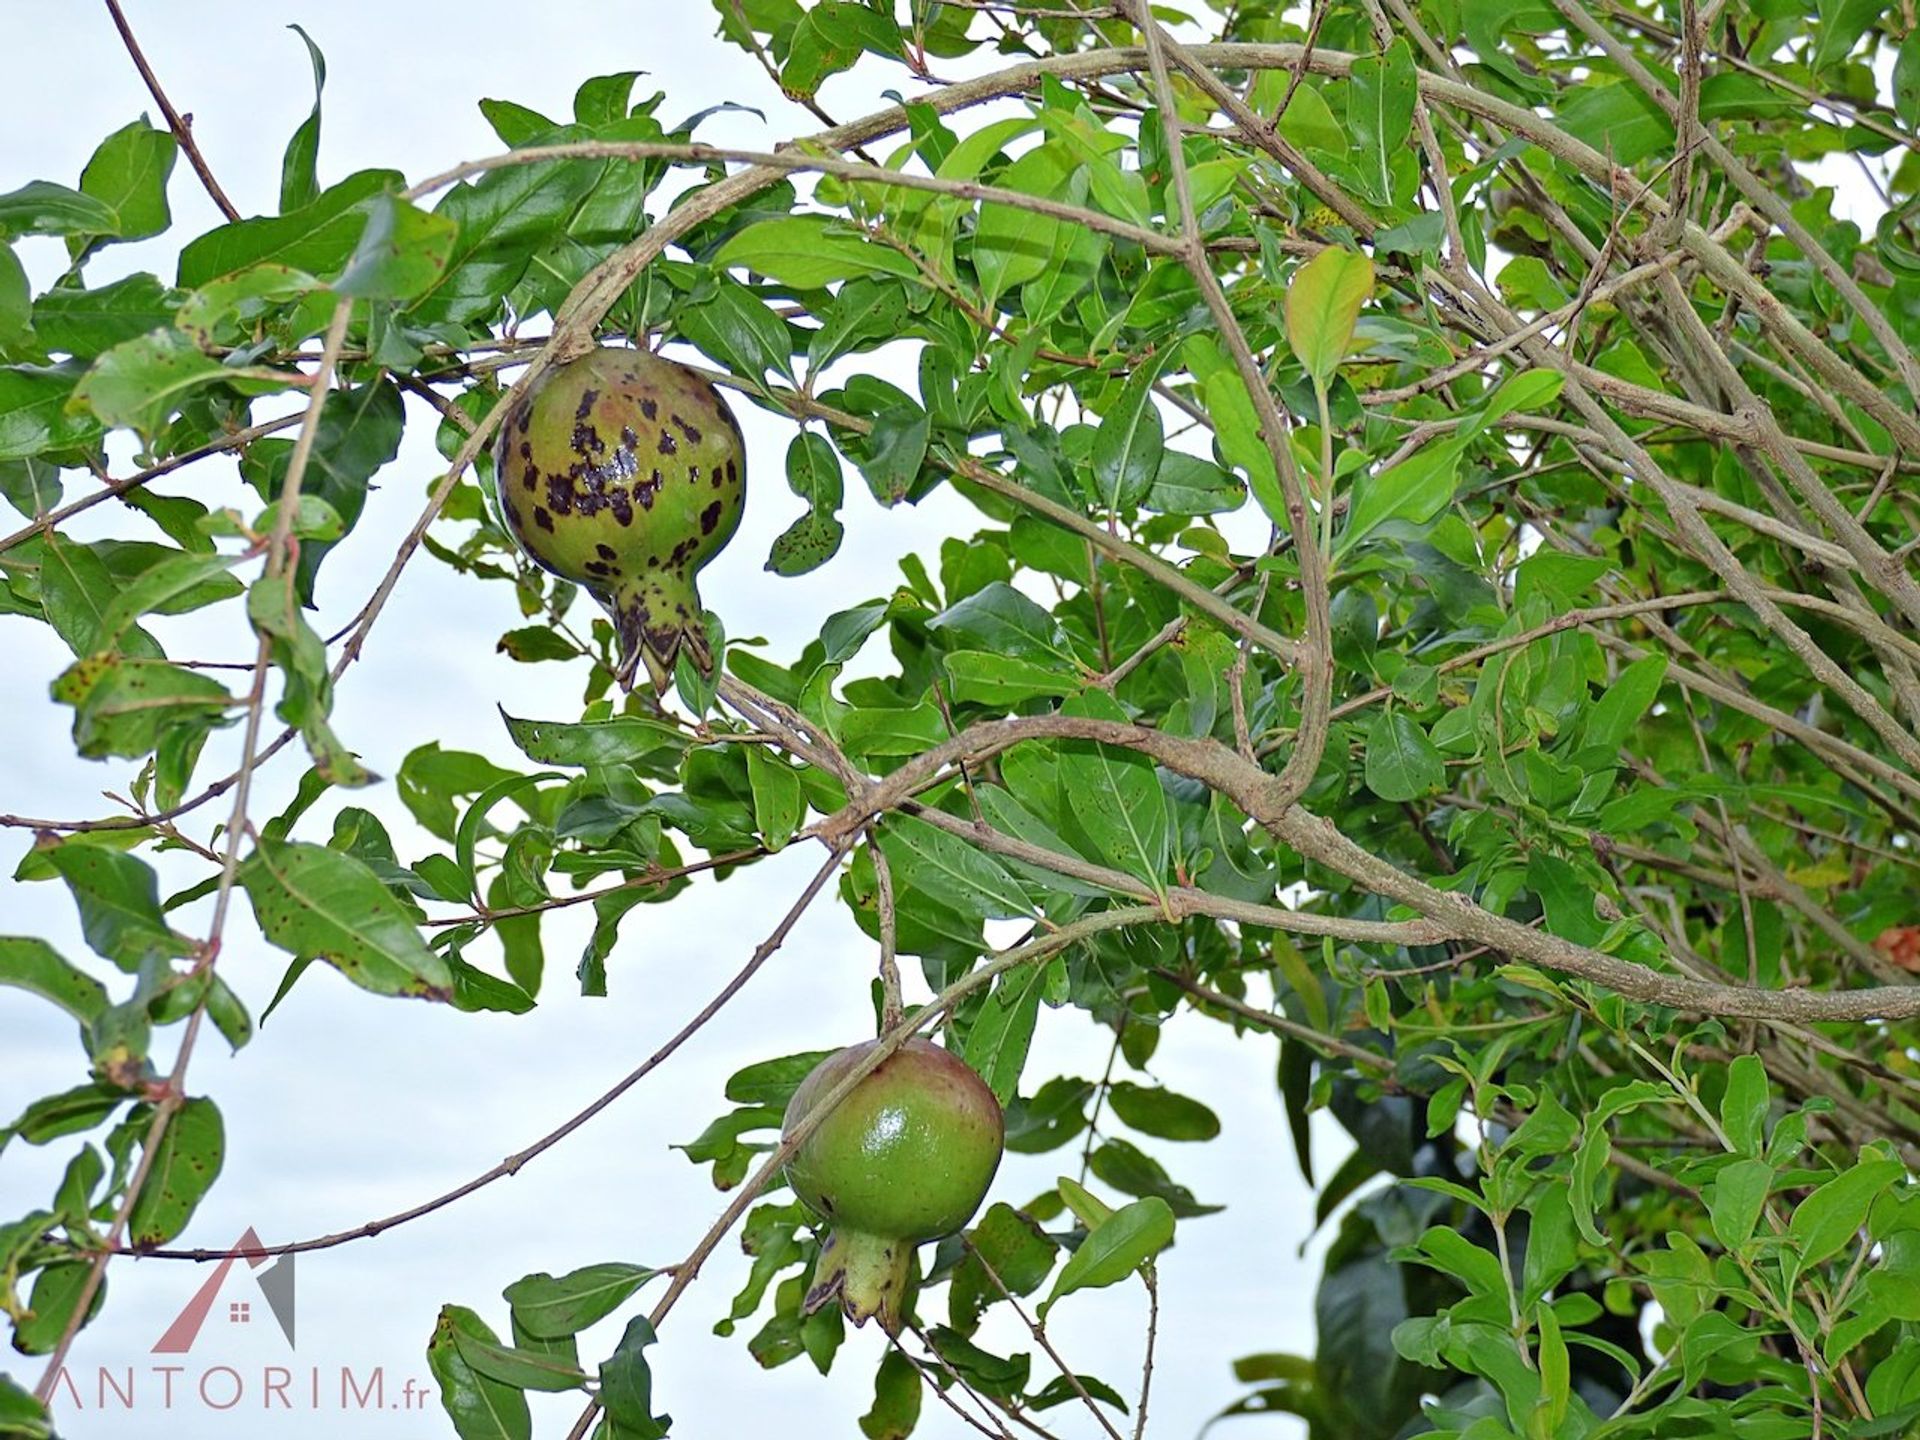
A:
783;1038;1004;1334
493;346;745;690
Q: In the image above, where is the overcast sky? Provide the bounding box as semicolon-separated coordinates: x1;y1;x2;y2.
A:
0;6;1337;1437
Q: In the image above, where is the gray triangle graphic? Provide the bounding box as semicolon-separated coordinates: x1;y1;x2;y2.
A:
256;1254;296;1348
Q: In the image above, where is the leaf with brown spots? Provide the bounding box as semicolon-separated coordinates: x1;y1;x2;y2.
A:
128;1096;224;1247
240;839;454;1001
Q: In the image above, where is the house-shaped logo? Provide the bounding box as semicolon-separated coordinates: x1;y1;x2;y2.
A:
152;1228;295;1353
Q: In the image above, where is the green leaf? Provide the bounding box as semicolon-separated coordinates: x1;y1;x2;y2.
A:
0;937;109;1024
240;839;454;1000
839;701;948;757
91;551;240;652
944;651;1079;707
973;145;1074;309
768;430;845;576
1202;368;1283;524
0;457;60;523
1108;1081;1221;1141
853;402;928;505
1040;1196;1174;1318
1708;1157;1773;1252
127;1097;224;1246
502;709;684;769
75;117;177;248
1582;654;1666;754
963;963;1048;1105
1146;451;1244;516
34;272;177;358
782;0;901;98
280;25;327;212
1088;1138;1222;1216
1090;359;1166;512
1897;31;1920;130
0;243;30;350
725;1050;835;1106
746;746;804;851
1811;0;1883;74
52;654;232;760
11;1262;104;1354
1720;1054;1771;1158
1789;1159;1904;1270
0;1374;52;1438
678;275;794;382
1364;709;1444;802
408;151;601;326
240;377;404;604
0;181;120;240
929;582;1078;667
429;1306;531;1440
1285;246;1374;386
950;1202;1057;1330
334;194;457;300
1056;688;1169;889
0;363;106;460
1346;40;1418;207
449;1330;587;1392
177;168;402;287
1339;437;1465;555
880;813;1033;921
598;1315;670;1438
1556;82;1674;166
73;329;239;439
715;214;918;288
47;844;192;971
1463;368;1563;438
859;1346;922;1439
1513;551;1610;613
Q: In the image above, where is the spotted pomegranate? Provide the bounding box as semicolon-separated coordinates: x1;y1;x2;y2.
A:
493;346;745;690
783;1038;1004;1334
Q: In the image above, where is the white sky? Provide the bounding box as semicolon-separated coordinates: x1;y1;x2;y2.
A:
0;5;1342;1437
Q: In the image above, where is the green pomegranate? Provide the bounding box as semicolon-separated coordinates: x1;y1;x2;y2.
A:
783;1038;1004;1334
493;346;745;690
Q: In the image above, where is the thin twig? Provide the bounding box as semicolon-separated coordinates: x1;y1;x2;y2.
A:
102;0;241;221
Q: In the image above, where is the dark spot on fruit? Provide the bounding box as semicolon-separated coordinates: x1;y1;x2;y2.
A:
636;469;662;511
575;388;599;420
503;498;521;526
612;492;634;526
518;441;532;461
596;543;617;561
640;396;657;420
657;428;677;456
572;422;606;457
585;559;612;578
673;413;703;444
522;467;538;492
726;459;738;485
534;507;554;532
621;425;638;449
701;500;723;535
546;475;575;516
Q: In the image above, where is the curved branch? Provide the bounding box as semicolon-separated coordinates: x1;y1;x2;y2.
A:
822;713;1920;1023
